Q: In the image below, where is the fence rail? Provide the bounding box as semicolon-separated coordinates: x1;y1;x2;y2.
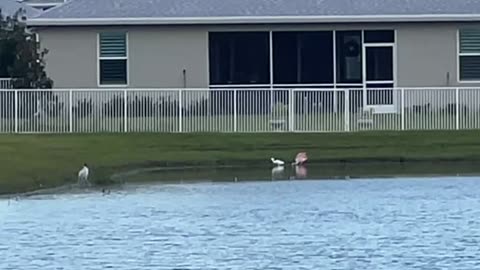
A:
0;78;13;89
1;87;479;133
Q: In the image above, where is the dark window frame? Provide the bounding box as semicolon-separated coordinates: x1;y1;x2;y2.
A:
365;46;394;82
208;31;270;85
459;28;480;81
364;30;395;43
272;31;334;85
207;29;397;87
336;30;363;84
98;32;128;86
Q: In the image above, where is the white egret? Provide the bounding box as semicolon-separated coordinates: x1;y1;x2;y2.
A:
270;157;285;166
78;163;90;186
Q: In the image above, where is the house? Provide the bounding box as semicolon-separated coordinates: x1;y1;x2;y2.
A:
26;0;480;112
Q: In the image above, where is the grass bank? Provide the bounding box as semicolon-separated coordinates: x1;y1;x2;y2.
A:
1;130;480;195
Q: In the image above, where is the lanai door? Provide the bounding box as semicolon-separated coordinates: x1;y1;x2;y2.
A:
362;32;395;113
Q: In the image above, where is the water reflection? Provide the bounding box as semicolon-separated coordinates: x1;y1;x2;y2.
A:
294;165;308;179
271;165;308;180
118;161;480;186
271;166;285;180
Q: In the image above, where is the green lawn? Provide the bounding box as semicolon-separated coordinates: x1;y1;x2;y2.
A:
2;131;480;195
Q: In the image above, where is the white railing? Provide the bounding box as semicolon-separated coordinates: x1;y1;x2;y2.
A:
0;78;13;89
0;87;479;133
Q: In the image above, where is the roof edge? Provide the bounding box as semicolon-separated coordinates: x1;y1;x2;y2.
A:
26;3;64;7
27;14;480;26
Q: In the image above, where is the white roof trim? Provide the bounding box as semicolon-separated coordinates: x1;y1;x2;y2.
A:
27;14;480;26
27;3;63;7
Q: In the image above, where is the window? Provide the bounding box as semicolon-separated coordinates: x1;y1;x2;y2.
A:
336;31;362;84
366;47;393;81
207;29;396;89
364;30;395;43
209;32;270;85
98;32;128;85
273;31;334;84
459;28;480;81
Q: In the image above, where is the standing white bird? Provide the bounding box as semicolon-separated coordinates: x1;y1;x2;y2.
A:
270;157;285;166
78;163;91;186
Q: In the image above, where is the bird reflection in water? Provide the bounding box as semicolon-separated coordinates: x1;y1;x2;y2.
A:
294;165;308;179
271;165;285;180
271;165;308;180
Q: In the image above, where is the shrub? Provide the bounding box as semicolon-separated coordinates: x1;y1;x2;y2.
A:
102;95;124;117
73;98;93;118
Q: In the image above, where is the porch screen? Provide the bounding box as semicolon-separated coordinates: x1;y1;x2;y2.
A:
99;32;128;85
459;29;480;81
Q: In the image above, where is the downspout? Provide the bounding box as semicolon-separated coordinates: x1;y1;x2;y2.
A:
182;69;187;88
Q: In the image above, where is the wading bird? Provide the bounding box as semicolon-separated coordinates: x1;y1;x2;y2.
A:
292;152;308;165
270;157;285;166
78;163;90;186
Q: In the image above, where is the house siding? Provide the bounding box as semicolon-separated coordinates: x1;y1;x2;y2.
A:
37;22;480;89
39;27;98;88
128;28;208;88
396;24;458;87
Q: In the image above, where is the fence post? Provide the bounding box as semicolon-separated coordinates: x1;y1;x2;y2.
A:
233;89;237;132
124;89;127;133
14;90;18;133
179;89;183;133
289;88;294;132
344;89;350;132
401;88;405;131
69;90;73;133
456;87;459;130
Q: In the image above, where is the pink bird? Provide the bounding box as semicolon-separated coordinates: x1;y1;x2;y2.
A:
292;152;308;165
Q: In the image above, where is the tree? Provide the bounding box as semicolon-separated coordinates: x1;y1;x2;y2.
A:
0;8;53;89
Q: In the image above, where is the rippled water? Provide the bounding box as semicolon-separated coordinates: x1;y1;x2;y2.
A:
2;176;480;269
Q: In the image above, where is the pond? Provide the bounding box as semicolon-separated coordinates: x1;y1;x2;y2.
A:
1;163;480;269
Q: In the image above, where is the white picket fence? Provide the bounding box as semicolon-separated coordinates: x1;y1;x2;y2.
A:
0;78;12;90
0;87;479;133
